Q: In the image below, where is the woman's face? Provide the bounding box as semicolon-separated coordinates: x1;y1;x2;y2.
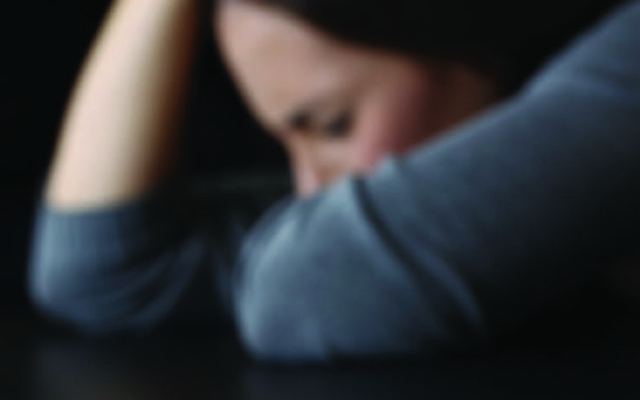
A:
216;1;498;197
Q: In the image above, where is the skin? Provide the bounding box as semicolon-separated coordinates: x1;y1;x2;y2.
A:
46;0;197;209
215;1;500;197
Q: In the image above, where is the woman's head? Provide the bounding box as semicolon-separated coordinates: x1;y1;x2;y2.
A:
213;0;618;196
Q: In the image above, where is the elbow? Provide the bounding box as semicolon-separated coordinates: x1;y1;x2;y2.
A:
28;261;90;329
28;259;118;334
234;261;402;363
26;214;115;332
237;295;329;363
236;272;332;363
234;260;487;363
28;248;187;336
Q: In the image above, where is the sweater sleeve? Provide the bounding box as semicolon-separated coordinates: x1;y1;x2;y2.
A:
28;175;290;334
231;1;640;361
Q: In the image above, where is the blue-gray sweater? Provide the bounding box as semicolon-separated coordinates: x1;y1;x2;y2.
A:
28;2;640;361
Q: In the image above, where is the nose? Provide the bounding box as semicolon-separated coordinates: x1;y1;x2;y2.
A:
293;159;326;198
289;139;348;197
292;142;346;197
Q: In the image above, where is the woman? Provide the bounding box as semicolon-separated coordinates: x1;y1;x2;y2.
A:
29;0;640;361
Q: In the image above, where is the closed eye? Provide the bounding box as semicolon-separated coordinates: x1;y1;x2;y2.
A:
320;111;352;139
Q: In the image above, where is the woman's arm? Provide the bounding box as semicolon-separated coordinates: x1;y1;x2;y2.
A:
233;1;640;361
29;0;217;332
45;0;197;209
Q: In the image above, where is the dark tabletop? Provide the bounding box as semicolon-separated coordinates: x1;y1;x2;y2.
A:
3;292;640;400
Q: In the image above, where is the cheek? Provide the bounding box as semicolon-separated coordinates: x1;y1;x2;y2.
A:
350;85;434;172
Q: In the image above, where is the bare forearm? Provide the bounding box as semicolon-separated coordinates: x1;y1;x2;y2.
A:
46;0;198;209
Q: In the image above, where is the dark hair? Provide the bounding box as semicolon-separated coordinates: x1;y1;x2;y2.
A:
211;0;624;95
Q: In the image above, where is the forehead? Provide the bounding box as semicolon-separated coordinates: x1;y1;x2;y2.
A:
214;2;373;127
216;1;338;63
